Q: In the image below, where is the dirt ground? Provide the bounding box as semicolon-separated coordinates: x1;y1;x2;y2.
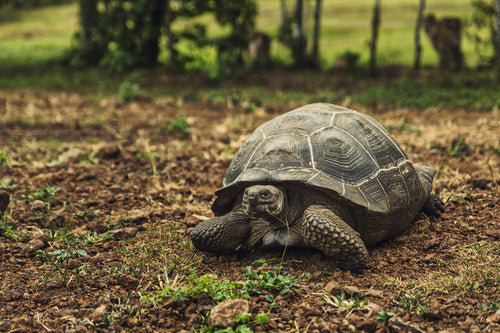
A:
0;90;499;332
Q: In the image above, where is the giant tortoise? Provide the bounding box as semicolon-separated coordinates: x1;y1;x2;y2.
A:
190;103;444;271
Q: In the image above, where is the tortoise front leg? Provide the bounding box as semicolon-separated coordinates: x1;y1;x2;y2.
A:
301;205;368;272
190;209;252;253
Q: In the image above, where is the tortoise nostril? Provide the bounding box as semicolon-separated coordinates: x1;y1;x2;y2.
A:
244;189;255;200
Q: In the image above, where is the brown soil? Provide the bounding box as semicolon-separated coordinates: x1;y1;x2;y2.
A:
0;91;499;332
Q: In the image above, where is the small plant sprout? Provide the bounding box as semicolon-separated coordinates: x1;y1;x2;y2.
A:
318;290;369;316
394;290;430;317
26;186;60;203
447;134;469;157
376;311;395;324
35;247;88;286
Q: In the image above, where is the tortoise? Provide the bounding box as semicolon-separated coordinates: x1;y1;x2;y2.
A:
190;103;444;271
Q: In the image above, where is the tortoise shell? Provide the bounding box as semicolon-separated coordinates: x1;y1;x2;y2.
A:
213;103;429;219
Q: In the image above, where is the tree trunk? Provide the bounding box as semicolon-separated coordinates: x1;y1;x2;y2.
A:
280;0;288;28
369;0;381;76
494;0;500;69
79;0;98;51
312;0;322;67
165;0;179;69
141;0;166;65
293;0;306;67
413;0;426;70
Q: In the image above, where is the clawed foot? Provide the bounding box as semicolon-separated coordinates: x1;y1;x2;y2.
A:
422;194;445;218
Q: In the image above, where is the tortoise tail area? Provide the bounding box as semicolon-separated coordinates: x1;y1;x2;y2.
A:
413;163;445;217
413;163;436;195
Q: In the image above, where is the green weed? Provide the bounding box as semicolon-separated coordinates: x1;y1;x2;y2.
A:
161;115;190;136
394;290;429;317
97;293;136;327
0;150;9;167
242;264;298;296
0;220;19;241
0;178;14;191
488;141;500;156
25;186;60;203
118;223;203;277
142;272;247;307
35;247;88;285
477;300;499;313
319;290;369;316
142;262;298;308
447;134;469;157
376;311;395;325
384;121;421;134
73;209;100;221
119;81;141;103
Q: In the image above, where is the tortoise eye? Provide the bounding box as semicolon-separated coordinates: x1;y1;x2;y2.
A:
260;191;271;199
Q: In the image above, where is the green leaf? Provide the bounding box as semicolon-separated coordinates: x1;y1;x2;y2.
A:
255;312;269;324
235;312;251;324
264;294;274;303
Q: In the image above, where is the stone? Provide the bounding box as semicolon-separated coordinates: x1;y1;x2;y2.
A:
112;227;138;240
95;145;121;160
209;299;251;328
20;234;50;257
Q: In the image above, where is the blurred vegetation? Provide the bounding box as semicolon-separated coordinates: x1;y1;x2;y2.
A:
0;0;499;110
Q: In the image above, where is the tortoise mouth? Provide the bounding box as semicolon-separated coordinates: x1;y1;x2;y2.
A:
242;185;283;217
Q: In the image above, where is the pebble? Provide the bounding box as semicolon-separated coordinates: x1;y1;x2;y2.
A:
209;298;250;327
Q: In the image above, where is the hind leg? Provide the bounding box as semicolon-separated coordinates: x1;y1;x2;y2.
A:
421;194;445;217
301;205;368;272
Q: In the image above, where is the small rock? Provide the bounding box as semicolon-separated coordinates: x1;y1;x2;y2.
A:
118;274;139;289
486;312;500;323
112;227;138;240
89;304;110;323
87;219;108;233
351;314;377;331
324;280;340;294
469;325;481;333
9;314;31;331
95;145;121;160
20;234;51;257
343;285;360;296
30;200;48;213
46;212;66;228
388;316;425;333
122;211;150;225
364;289;384;298
281;308;294;321
209;299;251;328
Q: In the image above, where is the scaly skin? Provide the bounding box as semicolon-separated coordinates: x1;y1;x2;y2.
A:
190;208;252;253
301;205;368;272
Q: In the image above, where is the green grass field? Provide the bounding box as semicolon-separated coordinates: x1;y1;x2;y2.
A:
257;0;476;67
0;1;478;68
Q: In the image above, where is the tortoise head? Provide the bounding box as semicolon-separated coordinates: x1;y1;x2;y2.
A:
242;185;284;218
